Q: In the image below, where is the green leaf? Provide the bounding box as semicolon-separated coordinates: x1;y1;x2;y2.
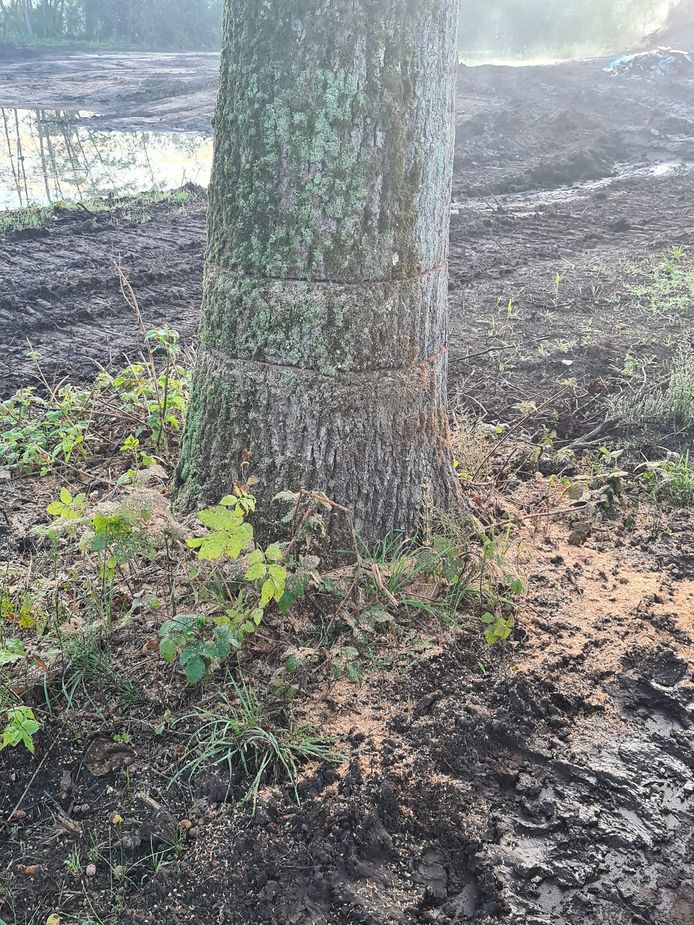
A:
181;652;207;685
265;544;282;562
159;636;178;663
260;577;275;607
508;578;525;596
59;487;72;505
1;707;40;755
198;506;242;531
268;564;286;585
0;639;26;665
244;562;266;581
277;578;306;613
196;533;228;560
247;549;265;566
212;629;231;660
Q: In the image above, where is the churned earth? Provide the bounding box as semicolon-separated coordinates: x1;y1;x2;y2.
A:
1;31;694;925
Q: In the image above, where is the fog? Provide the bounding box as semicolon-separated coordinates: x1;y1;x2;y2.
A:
458;0;684;64
0;0;685;58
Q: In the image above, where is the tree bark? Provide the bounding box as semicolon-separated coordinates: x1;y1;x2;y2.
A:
175;0;460;543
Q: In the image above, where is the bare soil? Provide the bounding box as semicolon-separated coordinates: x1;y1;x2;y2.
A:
1;46;693;925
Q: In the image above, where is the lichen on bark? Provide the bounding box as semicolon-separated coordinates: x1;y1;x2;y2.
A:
175;0;461;542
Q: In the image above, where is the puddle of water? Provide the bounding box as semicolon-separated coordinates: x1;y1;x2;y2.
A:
0;108;212;210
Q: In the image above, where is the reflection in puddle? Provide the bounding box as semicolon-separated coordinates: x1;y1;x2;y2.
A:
0;108;212;210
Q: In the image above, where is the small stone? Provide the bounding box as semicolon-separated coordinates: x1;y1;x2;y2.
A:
180;818;193;830
85;864;97;878
114;865;125;879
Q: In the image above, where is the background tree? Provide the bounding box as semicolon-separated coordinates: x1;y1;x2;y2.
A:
174;0;461;542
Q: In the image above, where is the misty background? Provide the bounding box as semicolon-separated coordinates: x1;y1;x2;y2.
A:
0;0;685;59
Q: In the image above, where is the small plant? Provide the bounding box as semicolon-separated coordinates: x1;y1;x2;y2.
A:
640;452;694;507
159;613;234;684
65;845;83;876
0;384;93;475
46;492;155;625
481;611;515;644
0;638;26;666
330;645;365;683
46;487;88;521
1;706;41;755
101;327;188;453
160;490;289;684
186;489;255;560
118;434;156;483
170;679;336;809
481;576;523;645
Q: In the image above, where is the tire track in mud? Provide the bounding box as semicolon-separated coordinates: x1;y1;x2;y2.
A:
0;194;206;395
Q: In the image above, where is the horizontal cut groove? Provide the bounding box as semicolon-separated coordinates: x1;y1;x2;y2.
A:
202;343;448;376
210;261;448;287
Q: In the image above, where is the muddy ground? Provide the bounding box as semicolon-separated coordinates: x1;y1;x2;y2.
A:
1;43;694;925
0;47;217;132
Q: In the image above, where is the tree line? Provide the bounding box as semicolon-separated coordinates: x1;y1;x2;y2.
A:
0;0;678;53
0;0;223;48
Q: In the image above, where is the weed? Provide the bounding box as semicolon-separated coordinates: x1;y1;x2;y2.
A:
0;344;188;479
170;679;335;809
159;488;289;684
0;188;193;237
639;451;694;507
0;384;94;474
609;340;694;433
46;492;156;626
64;845;83;876
97;327;188;454
628;246;694;318
61;630;143;709
159;613;233;684
1;706;41;755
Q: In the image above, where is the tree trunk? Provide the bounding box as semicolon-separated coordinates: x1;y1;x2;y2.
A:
21;0;32;36
175;0;460;543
